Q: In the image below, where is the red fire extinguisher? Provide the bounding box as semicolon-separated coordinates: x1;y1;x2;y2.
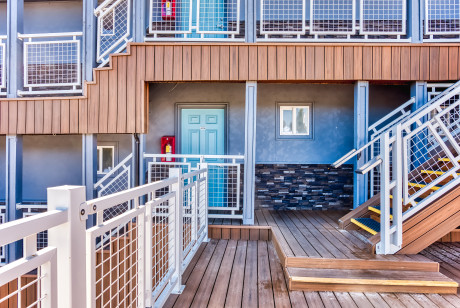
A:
161;136;176;162
161;0;175;20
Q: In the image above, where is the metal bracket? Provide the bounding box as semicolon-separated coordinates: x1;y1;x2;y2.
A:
79;202;88;221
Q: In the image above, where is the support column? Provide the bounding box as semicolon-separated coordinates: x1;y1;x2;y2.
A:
5;135;23;261
133;0;146;42
411;81;428;111
82;134;97;210
132;134;140;188
6;0;23;97
354;81;369;208
243;82;257;225
138;134;147;186
83;0;98;80
245;0;256;42
409;0;422;43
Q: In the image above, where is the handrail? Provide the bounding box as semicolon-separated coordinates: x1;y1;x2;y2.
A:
332;137;380;168
94;153;133;188
85;177;179;216
368;97;415;138
0;210;67;247
17;32;83;39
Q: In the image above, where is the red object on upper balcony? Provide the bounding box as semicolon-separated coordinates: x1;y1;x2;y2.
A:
161;0;176;20
161;136;175;162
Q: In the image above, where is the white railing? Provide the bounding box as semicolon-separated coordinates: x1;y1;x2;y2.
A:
333;81;460;254
424;0;460;41
94;153;133;221
144;153;244;219
258;0;408;41
95;0;132;66
0;167;208;307
0;36;6;96
146;0;245;41
83;167;208;307
17;32;83;96
0;208;65;307
17;203;49;252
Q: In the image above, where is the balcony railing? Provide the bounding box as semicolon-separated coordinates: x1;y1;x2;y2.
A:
145;0;245;41
258;0;409;41
95;0;132;66
424;0;460;41
0;36;6;96
0;169;209;307
18;32;83;96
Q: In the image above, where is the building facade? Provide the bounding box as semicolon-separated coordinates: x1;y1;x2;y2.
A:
1;0;459;260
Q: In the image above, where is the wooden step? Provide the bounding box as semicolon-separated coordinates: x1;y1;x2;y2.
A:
351;218;380;235
285;256;439;272
287;267;459;294
408;182;442;191
368;205;393;219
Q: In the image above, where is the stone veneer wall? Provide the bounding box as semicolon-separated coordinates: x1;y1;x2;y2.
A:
255;164;353;210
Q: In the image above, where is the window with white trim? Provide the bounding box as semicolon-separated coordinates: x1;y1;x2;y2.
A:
277;103;313;139
97;146;115;174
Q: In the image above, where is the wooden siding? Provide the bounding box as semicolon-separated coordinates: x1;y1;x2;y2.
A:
1;43;460;135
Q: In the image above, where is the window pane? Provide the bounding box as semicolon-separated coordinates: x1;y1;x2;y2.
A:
282;109;293;134
295;107;308;134
102;148;113;172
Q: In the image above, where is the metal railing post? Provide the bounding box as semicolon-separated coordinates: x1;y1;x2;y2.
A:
169;168;184;293
144;199;153;307
47;186;87;308
391;124;403;250
378;133;391;254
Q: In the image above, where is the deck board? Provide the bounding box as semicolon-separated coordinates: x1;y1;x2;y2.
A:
166;239;460;307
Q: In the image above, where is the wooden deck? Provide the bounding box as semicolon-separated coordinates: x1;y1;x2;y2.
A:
165;239;460;307
165;210;460;306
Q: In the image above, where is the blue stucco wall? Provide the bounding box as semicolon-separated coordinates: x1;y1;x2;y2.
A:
147;83;246;155
256;84;410;164
23;1;82;34
147;82;410;164
22;135;82;202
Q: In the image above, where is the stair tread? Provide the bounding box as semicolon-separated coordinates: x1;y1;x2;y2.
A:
421;169;460;176
351;218;380;235
369;205;393;214
287;268;458;286
408;181;442;190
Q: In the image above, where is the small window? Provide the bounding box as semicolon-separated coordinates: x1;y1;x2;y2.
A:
97;146;115;174
277;103;313;139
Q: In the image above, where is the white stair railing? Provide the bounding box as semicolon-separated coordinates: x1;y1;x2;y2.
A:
95;0;132;66
333;80;460;254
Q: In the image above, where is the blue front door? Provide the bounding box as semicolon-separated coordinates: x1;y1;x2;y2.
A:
181;108;226;207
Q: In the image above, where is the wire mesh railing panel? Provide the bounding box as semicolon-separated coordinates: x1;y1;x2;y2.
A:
198;0;240;34
92;214;141;308
151;197;176;301
96;0;131;64
23;212;49;251
0;274;43;307
360;0;406;34
197;178;207;237
182;179;195;258
150;0;193;33
311;0;355;34
99;168;132;221
148;162;191;197
260;0;305;34
24;41;80;87
425;0;460;35
0;206;5;264
403;121;460;203
207;164;240;210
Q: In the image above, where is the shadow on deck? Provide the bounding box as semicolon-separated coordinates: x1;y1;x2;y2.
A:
165;210;460;307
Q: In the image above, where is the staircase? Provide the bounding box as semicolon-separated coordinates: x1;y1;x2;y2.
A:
333;81;460;255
